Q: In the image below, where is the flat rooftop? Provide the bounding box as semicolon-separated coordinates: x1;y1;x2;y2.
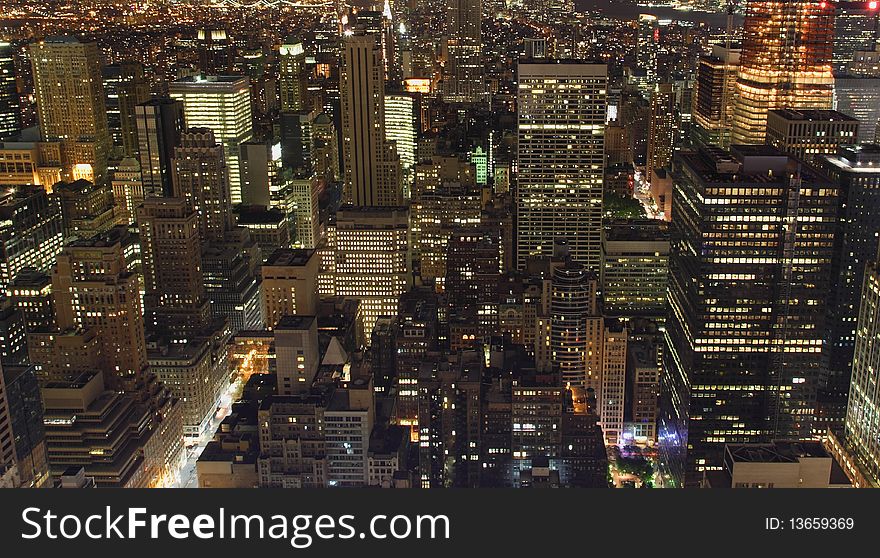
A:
264;248;315;267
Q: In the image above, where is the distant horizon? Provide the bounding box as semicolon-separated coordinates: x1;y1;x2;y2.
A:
576;0;742;26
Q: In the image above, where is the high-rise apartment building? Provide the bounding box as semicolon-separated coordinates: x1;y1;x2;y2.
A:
731;0;835;145
340;33;402;207
29;37;111;184
660;146;837;487
516;60;607;271
169;75;254;204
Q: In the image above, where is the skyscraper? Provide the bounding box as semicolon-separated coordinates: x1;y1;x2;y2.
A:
549;262;602;391
279;40;308;113
136;98;186;198
102;62;150;158
844;260;880;485
136;198;211;334
516;60;606;271
660;146;837;487
171;128;235;244
647;82;677;181
444;0;484;103
340;32;402;207
29;37;111;184
0;362;49;488
731;0;835;145
692;45;740;148
0;186;63;293
334;207;411;343
833;1;880;74
0;42;21;140
384;93;416;196
818;145;880;431
53;231;148;390
169;75;254;204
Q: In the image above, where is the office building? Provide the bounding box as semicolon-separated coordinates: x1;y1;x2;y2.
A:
516;61;607;271
169;75;254;204
601;219;670;319
137;198;211;334
600;319;627;446
692;45;741;148
0;362;49;487
41;370;182;488
845;261;880;485
703;441;851;488
444;0;484;102
7;268;54;332
833;1;880;74
334;207;411;342
834;76;880;143
279;40;308;113
0;186;63;293
261;249;319;329
340;33;402;207
171;128;235;243
53;230;148;389
384;93;416;194
201;231;263;334
647;82;677;181
29;37;111;184
661;146;837;487
234;205;290;256
549;261;602;391
54;178;121;241
766;109;859;163
819;146;880;421
102;62;150;157
136;98;186;198
148;334;228;439
0;42;20;140
731;1;835;145
110;157;143;225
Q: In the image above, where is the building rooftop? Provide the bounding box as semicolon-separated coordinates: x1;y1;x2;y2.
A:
264;248;315;267
275;315;316;330
769;109;858;122
726;440;829;463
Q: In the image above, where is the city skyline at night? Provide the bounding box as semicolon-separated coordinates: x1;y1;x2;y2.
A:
1;0;879;492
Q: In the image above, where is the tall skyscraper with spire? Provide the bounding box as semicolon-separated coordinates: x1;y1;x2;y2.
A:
731;0;835;145
340;32;401;207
